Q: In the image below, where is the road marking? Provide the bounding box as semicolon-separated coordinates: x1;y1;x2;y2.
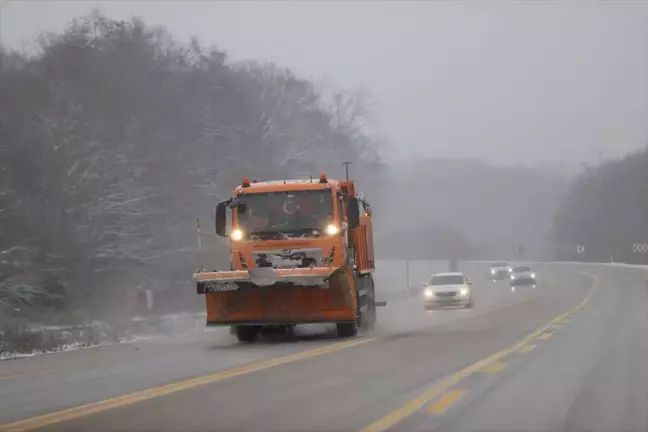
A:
551;324;564;330
360;274;598;432
427;390;466;414
537;332;553;340
0;337;377;432
0;369;56;381
481;361;506;374
517;344;535;353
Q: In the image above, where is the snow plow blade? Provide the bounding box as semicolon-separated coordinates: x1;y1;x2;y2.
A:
195;266;357;325
194;266;345;294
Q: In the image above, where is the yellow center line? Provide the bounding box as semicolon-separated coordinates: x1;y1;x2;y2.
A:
481;361;506;374
427;390;466;414
0;337;377;432
537;332;553;340
517;344;535;354
361;273;599;432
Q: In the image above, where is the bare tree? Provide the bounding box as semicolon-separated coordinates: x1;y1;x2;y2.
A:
0;12;385;327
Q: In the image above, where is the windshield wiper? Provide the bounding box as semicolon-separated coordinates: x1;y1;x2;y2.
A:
249;228;321;239
288;228;321;235
249;231;287;240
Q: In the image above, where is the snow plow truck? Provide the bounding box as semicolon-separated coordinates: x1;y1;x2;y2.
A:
194;173;384;343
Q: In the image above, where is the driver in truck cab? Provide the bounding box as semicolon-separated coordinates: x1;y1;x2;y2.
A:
237;196;269;231
238;192;332;235
290;193;335;233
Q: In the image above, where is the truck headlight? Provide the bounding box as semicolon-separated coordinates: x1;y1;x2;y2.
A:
490;269;496;274
459;288;469;296
424;289;434;298
530;273;536;278
230;229;243;241
325;224;340;235
510;274;516;280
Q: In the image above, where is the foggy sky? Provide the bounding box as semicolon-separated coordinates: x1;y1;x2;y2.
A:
2;0;647;166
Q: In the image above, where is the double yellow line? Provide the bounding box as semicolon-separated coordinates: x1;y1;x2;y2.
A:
361;273;599;432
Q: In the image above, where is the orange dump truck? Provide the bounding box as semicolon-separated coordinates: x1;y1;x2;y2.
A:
194;173;384;342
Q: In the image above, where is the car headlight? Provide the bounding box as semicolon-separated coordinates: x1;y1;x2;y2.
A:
530;273;536;278
490;269;496;273
423;289;434;298
510;275;516;279
459;288;469;296
230;229;243;241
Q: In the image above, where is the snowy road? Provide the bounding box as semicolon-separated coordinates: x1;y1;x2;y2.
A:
0;263;646;432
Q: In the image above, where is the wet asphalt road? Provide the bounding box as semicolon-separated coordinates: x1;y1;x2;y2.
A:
0;263;646;432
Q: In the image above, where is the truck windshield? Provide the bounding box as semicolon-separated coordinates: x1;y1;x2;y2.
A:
235;190;335;236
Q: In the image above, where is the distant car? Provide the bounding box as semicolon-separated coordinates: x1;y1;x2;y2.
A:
509;265;537;286
421;272;473;309
489;262;512;280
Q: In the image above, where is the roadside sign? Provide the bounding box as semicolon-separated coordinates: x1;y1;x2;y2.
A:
632;243;648;253
576;245;585;254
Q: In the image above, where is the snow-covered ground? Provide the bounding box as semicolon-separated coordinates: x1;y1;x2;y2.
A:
0;311;207;360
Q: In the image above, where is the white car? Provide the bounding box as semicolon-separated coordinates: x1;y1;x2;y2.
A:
421;272;474;309
509;265;537;287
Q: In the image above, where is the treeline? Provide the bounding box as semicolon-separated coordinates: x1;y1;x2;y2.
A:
0;12;384;321
551;145;648;264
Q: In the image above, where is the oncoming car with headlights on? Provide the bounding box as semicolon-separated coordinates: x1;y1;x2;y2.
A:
488;261;512;281
509;265;537;287
421;272;473;310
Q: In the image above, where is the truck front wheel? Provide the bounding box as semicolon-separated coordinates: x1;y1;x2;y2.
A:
235;325;260;343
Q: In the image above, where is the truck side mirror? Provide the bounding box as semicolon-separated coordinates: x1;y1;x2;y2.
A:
347;196;360;229
215;201;228;237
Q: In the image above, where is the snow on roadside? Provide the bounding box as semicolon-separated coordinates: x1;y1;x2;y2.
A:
1;311;207;361
0;340;121;361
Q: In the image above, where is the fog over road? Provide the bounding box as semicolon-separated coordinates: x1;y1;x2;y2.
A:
1;262;646;432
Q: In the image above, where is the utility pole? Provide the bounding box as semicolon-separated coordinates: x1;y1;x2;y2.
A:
342;161;352;181
0;1;4;49
405;260;410;297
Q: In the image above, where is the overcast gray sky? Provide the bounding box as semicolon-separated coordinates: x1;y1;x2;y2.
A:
2;0;647;166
